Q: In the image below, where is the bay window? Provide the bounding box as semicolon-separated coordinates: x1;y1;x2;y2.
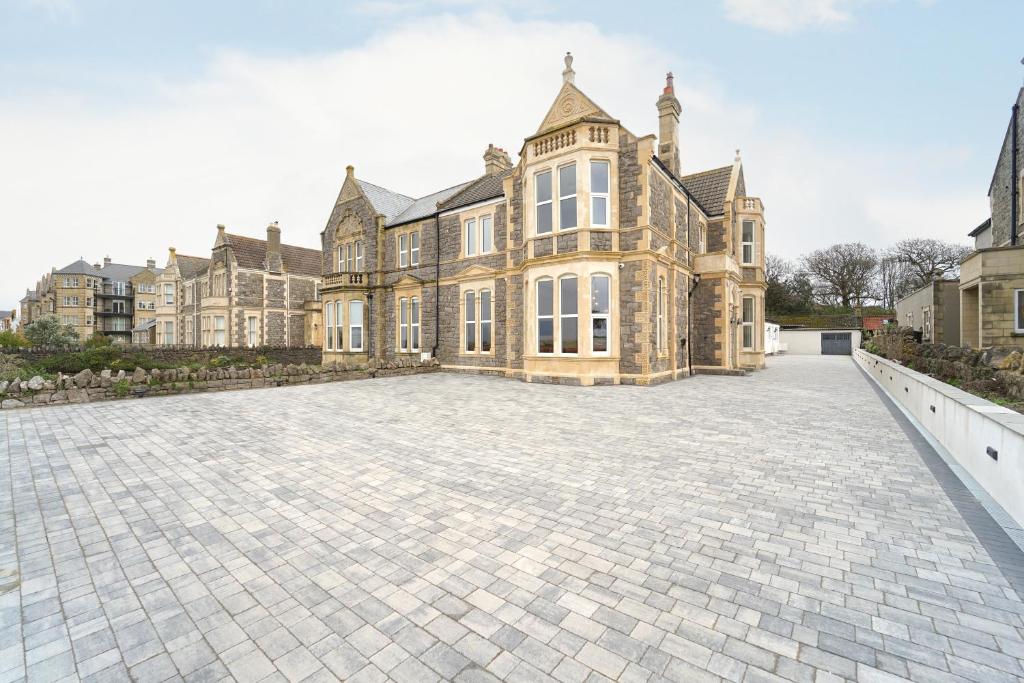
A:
742;220;755;265
325;302;334;350
336;301;344;350
560;276;578;354
349;300;363;351
591;275;610;354
537;279;554;353
480;290;491;353
214;316;225;347
164;283;174;305
465;291;476;352
536;171;552;235
742;297;755;350
591;161;609;227
559;164;577;230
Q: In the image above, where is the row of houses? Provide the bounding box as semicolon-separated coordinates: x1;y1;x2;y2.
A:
896;84;1024;348
16;56;771;385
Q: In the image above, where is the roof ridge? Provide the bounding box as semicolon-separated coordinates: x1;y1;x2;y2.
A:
356;179;415;202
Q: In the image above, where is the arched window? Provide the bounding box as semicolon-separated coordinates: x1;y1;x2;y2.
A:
399;297;409;351
537;279;554;353
411;297;420;351
560;275;578;354
465;290;476;352
479;290;491;353
591;274;610;354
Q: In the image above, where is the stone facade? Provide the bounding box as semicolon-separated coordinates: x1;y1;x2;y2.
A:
319;56;767;385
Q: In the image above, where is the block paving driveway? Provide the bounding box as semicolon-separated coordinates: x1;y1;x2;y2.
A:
2;356;1024;682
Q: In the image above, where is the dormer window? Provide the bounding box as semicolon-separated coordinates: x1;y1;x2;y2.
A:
590;161;609;227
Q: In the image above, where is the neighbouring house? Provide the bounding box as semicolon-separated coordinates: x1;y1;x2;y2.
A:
318;56;767;385
130;259;162;340
155;223;322;348
0;310;15;331
959;85;1024;349
53;259;103;341
896;279;960;344
20;270;56;330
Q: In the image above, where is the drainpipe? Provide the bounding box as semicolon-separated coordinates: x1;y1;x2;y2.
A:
1013;101;1019;245
433;214;441;357
687;274;701;376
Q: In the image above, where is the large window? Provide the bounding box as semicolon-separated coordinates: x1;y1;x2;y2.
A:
164;321;174;345
349;300;363;351
479;290;491;353
657;277;666;354
399;234;409;268
335;301;343;350
560;276;578;354
481;216;493;253
1016;289;1024;333
591;161;609;227
325;303;333;350
742;220;755;265
399;297;409;351
537;279;554;353
410;232;420;266
214;315;226;347
742;297;755;350
247;316;258;347
536;171;552;235
411;297;420;351
464;219;477;257
465;291;476;352
591;275;610;354
355;241;364;271
559;164;577;230
164;283;174;305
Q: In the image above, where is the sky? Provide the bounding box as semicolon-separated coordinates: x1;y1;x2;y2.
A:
1;0;1022;310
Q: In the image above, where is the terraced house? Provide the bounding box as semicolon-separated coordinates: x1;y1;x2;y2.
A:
155;223;322;348
320;56;767;385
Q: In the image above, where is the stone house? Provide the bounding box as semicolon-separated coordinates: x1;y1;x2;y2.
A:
130;260;162;343
20;270;55;328
0;310;15;331
960;84;1024;348
319;56;767;385
155;224;322;348
896;279;960;344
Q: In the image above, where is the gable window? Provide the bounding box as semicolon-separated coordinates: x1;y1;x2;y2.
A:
464;219;477;257
410;232;420;266
742;220;755;265
335;301;344;350
537;279;554;353
399;297;409;351
481;216;493;254
325;302;334;350
479;290;491;353
742;296;755;350
349;300;363;351
559;164;577;230
247;316;258;347
411;297;420;351
338;245;347;272
592;274;610;354
560;276;578;354
536;171;553;235
399;234;409;268
465;291;476;352
591;160;609;227
657;276;666;354
1015;289;1024;333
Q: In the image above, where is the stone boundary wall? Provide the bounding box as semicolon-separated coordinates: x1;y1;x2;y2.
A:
0;357;438;410
3;345;324;367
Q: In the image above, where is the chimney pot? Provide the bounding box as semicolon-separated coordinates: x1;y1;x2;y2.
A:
103;256;111;267
483;144;512;175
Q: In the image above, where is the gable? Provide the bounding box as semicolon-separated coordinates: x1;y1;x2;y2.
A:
536;82;616;136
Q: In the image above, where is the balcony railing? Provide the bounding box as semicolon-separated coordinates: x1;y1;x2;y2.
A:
323;272;365;286
740;197;763;213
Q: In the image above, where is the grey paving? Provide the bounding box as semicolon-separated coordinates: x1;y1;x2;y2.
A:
2;355;1023;682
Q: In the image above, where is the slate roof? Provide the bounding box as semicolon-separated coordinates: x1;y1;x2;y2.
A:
56;259;103;277
388;181;474;226
438;170;511;212
100;262;147;282
968;218;991;237
132;319;157;333
21;290;38;302
177;255;211;279
0;311;12;319
679;165;733;216
223;233;321;277
356;180;415;224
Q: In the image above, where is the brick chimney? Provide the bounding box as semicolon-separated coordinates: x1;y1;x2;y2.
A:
266;222;283;273
656;72;682;176
483;144;512;175
168;247;177;265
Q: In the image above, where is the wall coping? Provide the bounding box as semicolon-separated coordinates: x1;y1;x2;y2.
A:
854;348;1024;436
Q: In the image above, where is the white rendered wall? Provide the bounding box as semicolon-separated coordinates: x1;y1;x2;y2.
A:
779;329;862;354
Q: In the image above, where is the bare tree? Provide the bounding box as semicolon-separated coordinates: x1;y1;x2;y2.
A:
891;238;971;287
765;254;815;315
801;243;879;309
875;252;916;309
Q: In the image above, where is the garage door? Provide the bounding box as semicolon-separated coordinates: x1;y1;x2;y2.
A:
821;332;852;355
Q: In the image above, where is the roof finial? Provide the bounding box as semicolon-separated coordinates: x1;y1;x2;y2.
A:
735;148;741;162
562;52;575;84
664;72;674;95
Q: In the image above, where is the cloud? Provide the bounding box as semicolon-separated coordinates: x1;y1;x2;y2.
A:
722;0;856;32
25;0;77;21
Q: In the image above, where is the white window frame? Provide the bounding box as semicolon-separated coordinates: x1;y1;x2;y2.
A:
325;301;334;350
399;296;409;352
335;300;344;351
410;232;420;266
1015;289;1024;333
480;216;493;254
464;290;476;352
590;160;609;227
698;223;706;254
464;219;477;257
411;297;420;352
559;275;579;355
741;220;755;265
537;278;554;354
742;296;755;350
591;274;610;355
535;171;553;235
164;321;174;345
349;300;363;351
558;163;577;231
247;315;258;348
164;283;174;305
355;241;364;271
657;276;666;354
479;290;491;354
214;315;226;347
399;234;409;268
338;245;346;272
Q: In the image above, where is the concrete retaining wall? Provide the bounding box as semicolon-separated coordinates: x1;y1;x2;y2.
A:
855;348;1024;528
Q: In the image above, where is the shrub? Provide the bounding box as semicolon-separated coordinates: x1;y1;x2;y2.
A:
113;379;130;397
23;315;79;347
0;354;31;383
0;330;30;349
84;333;113;348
